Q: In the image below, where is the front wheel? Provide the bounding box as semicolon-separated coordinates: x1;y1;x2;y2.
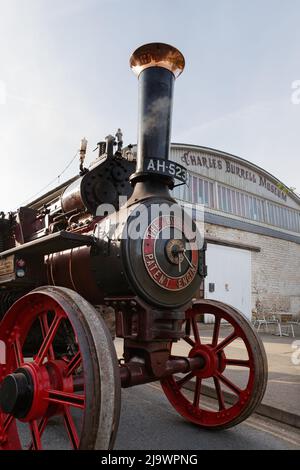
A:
0;286;121;450
161;300;268;429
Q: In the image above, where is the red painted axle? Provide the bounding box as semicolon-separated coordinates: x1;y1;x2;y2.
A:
119;356;204;388
72;356;204;391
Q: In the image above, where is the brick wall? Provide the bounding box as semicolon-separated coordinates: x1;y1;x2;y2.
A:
205;223;300;317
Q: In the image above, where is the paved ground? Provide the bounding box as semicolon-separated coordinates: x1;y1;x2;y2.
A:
115;323;300;424
114;383;300;450
252;330;300;420
14;323;300;450
16;382;300;450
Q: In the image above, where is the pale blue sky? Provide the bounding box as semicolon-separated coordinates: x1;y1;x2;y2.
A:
0;0;299;210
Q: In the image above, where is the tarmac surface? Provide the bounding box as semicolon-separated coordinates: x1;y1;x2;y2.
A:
13;322;300;449
15;382;300;450
115;323;300;428
115;383;300;450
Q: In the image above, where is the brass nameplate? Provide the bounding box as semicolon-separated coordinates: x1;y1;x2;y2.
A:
0;256;14;276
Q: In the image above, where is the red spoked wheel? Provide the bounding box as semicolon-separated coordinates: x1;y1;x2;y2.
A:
161;300;268;429
0;286;121;450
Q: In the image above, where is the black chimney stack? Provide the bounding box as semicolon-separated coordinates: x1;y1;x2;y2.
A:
129;43;185;190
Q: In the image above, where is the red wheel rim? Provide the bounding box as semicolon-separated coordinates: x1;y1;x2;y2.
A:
161;300;267;429
0;292;88;449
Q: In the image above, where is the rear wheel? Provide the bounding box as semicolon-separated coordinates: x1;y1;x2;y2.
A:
161;300;268;429
0;286;121;450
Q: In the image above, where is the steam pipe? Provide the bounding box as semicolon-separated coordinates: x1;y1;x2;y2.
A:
129;43;185;189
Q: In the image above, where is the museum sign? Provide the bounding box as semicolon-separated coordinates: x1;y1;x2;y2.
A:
181;151;287;202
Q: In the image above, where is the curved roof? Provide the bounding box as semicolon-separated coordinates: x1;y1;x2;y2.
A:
171;143;300;207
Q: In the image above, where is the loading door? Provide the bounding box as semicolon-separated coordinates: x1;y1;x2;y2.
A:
204;243;252;322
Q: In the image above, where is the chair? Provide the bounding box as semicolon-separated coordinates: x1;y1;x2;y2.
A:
253;314;282;336
283;318;300;338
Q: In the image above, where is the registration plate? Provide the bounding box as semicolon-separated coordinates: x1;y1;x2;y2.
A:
0;256;15;276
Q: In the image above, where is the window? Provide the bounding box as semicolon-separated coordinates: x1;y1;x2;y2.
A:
209;182;215;208
172;175;215;208
198;179;204;204
172;176;300;234
216;183;300;233
266;201;300;233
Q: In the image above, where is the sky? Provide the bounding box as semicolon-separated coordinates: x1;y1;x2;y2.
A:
0;0;300;211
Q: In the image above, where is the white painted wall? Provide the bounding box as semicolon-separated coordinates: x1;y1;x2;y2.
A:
204;243;252;321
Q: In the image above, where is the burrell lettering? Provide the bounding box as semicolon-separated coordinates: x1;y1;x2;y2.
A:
181;151;288;201
225;161;257;183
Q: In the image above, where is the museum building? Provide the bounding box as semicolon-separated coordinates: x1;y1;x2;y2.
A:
168;143;300;321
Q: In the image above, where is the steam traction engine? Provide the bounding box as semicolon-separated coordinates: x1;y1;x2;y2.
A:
0;43;267;450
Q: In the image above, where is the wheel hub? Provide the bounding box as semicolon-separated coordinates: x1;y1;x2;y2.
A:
0;360;74;423
0;368;33;419
189;345;226;379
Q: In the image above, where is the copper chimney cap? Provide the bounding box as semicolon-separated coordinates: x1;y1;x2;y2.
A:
130;42;185;78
